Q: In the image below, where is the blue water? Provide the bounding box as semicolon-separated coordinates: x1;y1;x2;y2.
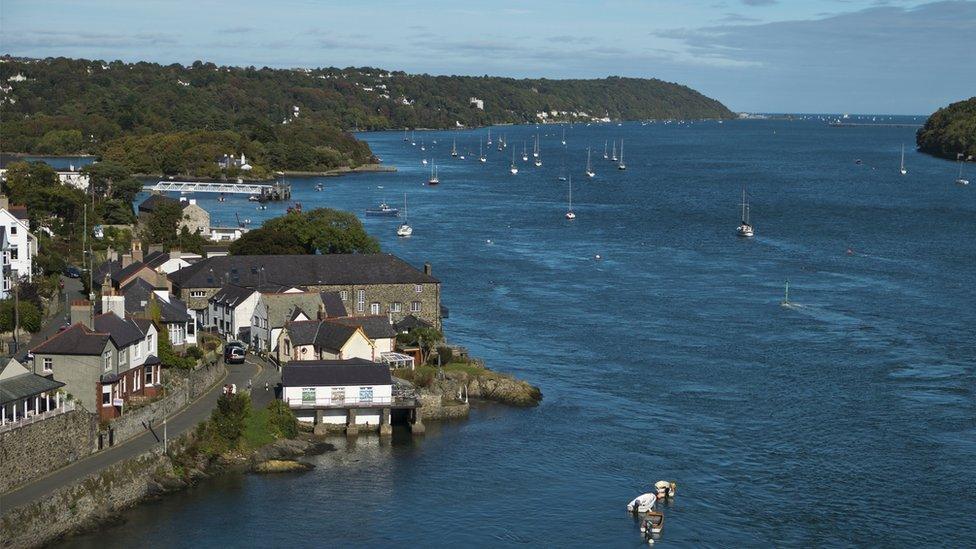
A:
80;119;975;547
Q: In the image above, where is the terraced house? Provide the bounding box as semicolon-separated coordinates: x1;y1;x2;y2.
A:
30;307;160;420
169;254;441;329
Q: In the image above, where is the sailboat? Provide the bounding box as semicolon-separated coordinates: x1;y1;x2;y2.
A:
479;139;486;163
403;128;409;142
533;135;540;158
451;138;458;158
603;140;609;159
736;188;754;237
510;150;518;175
428;162;439;185
522;141;529;162
420;140;425;152
618;139;626;170
781;280;791;307
565;176;576;220
534;150;542;167
561;127;566;146
410;131;416;146
397;193;413;237
611;141;618;162
899;144;907;175
421;158;428;165
956;156;970;185
534;137;542;166
487;129;492;146
585;148;595;178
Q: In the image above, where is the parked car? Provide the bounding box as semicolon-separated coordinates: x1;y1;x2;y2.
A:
64;266;82;278
224;345;246;364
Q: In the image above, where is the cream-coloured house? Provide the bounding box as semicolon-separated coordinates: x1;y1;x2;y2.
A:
277;320;374;364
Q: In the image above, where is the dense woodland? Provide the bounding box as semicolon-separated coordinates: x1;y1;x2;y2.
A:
916;97;976;161
0;56;732;176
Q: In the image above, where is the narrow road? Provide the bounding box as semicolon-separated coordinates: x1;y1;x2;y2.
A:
0;353;277;515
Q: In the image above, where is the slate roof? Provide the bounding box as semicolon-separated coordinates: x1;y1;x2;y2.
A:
281;359;391;388
210;284;257;307
138;194;184;213
93;312;146;349
119;279;191;323
320;292;347;318
31;324;111;356
169;254;438;289
284;320;361;353
8;205;29;221
261;292;327;329
394;314;433;332
94;260;122;284
0;371;64;405
330;315;396;340
112;261;153;287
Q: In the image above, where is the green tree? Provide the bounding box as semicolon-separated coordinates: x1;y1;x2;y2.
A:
396;327;444;365
0;299;42;333
141;200;185;248
229;207;379;255
35;129;86;154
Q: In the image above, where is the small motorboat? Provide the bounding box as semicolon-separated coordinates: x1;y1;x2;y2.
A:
627;493;656;514
365;203;400;217
315;183;324;191
247;195;260;202
641;512;665;537
654;481;676;500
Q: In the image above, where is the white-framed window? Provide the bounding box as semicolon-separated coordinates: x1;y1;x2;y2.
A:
411;301;421;313
340;290;349;301
43;357;53;372
9;225;16;236
102;385;112;406
134;370;141;391
145;365;154;385
134;342;142;359
359;386;373;403
191;290;206;298
121;375;127;395
103;350;113;371
331;387;345;404
370;302;380;315
146;333;154;355
119;347;127;366
414;284;423;293
301;387;315;404
356;290;365;312
390;302;402;313
9;245;18;261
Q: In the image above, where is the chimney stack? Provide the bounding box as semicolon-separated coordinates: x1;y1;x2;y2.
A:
106;247;118;262
169;248;182;261
317;302;327;320
101;274;125;319
121;253;133;268
423;262;432;276
131;239;143;263
0;195;9;211
70;300;93;329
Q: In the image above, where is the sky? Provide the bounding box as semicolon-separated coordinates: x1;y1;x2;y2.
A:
1;0;974;114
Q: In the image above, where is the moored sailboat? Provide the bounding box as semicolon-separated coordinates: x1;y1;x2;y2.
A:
585;148;595;178
899;144;907;175
396;193;412;237
479;139;486;163
565;176;576;220
428;162;439;185
510;149;518;175
617;139;626;170
956;155;970;185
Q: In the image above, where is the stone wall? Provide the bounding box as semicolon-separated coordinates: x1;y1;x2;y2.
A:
0;446;171;549
0;409;97;494
418;393;470;421
109;361;225;444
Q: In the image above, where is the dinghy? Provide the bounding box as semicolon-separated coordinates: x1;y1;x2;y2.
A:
641;512;665;536
627;493;656;514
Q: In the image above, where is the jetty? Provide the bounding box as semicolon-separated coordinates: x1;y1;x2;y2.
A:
143;180;291;200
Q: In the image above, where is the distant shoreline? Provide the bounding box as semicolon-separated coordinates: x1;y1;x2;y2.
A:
134;164;396;183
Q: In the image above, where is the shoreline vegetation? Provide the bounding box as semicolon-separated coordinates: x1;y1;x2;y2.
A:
0;56;732;179
916;96;976;161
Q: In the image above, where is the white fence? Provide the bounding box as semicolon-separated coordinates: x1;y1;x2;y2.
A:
0;400;76;434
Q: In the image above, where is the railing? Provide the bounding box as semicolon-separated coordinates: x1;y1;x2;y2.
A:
0;400;76;434
142;181;274;194
285;396;417;409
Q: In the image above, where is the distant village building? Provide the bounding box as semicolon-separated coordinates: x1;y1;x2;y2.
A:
469;97;484;110
0;195;37;299
215;153;252;171
137;194;211;237
56;169;90;191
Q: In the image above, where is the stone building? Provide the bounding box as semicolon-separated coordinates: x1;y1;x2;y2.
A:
169;254;441;329
137;194;211;237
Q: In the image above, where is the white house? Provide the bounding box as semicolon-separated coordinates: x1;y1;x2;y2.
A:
276;320;375;364
251;291;330;353
328;316;397;357
0;197;37;299
209;226;249;242
280;359;393;429
56;170;90;191
207;284;261;342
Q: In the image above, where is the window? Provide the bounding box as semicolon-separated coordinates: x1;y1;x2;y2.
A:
146;333;154;355
43;357;53;372
134;370;141;391
102;387;111;406
134;341;142;359
415;284;423;293
370;302;380;315
119;347;127;365
187;320;195;336
103;350;113;371
145;366;154;385
340;290;349;301
191;290;206;298
356;290;365;312
359;386;374;403
9;246;18;261
301;388;316;404
331;387;345;404
121;375;127;395
9;225;16;236
411;301;421;313
390;302;402;313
